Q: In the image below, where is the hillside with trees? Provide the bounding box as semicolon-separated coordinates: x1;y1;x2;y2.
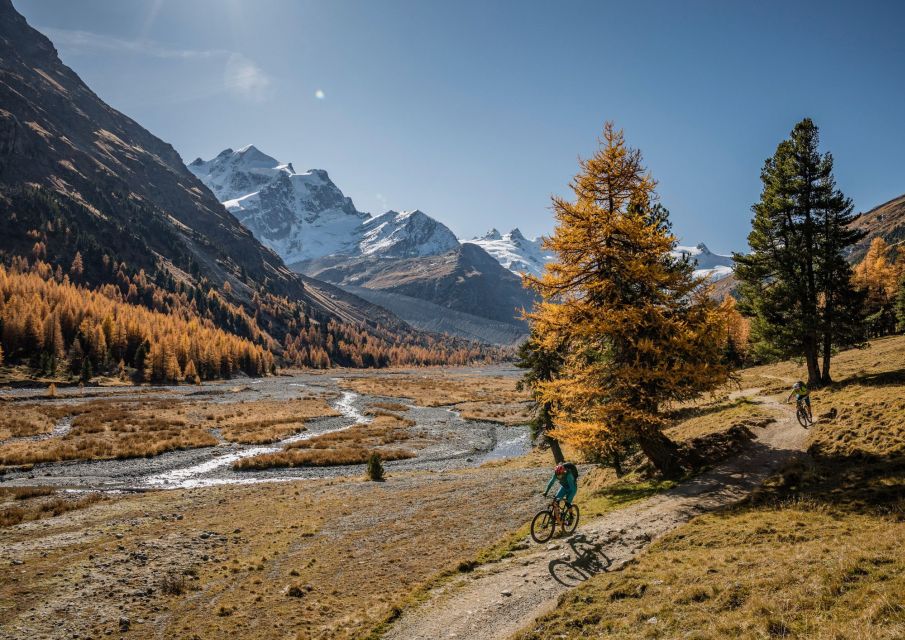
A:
0;0;500;379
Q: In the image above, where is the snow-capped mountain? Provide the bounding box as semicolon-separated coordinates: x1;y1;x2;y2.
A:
672;243;734;281
359;209;459;259
467;230;734;282
187;146;458;265
467;228;553;278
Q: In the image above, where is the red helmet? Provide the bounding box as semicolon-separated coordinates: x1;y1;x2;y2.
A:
554;463;566;475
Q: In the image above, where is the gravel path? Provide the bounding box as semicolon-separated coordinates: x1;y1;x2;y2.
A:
382;396;808;640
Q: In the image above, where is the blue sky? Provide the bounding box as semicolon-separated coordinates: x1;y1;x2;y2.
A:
15;0;905;253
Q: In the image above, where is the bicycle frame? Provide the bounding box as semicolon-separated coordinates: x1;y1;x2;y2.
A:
549;498;571;522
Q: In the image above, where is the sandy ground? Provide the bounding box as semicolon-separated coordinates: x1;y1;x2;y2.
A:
382;395;808;640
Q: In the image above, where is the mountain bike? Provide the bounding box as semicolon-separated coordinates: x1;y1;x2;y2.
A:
530;497;579;543
795;397;813;427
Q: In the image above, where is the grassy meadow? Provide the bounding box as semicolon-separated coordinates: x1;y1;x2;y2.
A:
518;334;905;640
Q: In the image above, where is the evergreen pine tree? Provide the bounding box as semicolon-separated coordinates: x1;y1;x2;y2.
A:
735;118;865;385
525;123;729;477
515;334;565;463
80;357;92;383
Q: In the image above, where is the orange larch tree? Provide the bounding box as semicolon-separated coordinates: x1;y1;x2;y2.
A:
525;123;730;477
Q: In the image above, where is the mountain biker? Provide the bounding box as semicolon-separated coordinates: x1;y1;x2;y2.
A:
787;381;812;420
543;462;578;512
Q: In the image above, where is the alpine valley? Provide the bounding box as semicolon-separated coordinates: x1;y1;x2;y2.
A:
188;146;738;344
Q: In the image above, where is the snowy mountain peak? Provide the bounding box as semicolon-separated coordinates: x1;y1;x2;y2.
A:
467;228;552;278
188;146;461;265
672;243;734;280
358;209;459;259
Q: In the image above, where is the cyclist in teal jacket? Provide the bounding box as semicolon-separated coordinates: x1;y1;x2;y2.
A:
543;463;577;508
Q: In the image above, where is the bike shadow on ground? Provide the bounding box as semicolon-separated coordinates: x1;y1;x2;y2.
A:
547;533;612;587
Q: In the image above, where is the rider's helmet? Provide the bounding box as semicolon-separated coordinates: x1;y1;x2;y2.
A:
554;463;566;475
793;381;803;390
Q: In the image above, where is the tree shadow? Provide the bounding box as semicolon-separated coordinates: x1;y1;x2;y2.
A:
665;396;754;423
747;448;905;516
828;368;905;390
548;534;612;587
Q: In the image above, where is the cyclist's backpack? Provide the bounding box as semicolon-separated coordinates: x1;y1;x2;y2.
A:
563;462;579;480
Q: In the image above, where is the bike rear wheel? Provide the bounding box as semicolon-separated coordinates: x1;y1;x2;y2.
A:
561;504;579;535
530;509;556;543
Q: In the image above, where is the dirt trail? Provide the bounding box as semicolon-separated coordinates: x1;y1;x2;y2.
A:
383;396;808;640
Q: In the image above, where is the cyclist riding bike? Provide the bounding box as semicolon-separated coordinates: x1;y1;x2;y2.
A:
543;462;578;512
787;381;812;421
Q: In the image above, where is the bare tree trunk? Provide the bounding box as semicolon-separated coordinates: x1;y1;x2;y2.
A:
804;338;821;388
637;430;684;478
547;437;565;464
821;331;833;384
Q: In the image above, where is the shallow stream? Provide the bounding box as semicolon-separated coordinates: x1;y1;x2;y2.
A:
0;370;531;491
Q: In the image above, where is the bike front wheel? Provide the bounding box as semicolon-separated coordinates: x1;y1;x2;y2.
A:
530;509;556;543
796;406;811;427
561;504;580;535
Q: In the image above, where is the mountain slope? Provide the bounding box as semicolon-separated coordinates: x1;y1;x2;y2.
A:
341;285;529;345
309;243;536;331
467;228;552;278
189;146;529;343
0;0;495;370
850;192;905;261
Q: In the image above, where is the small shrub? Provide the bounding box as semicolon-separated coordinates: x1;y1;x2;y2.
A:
12;486;54;500
367;453;384;481
160;574;186;595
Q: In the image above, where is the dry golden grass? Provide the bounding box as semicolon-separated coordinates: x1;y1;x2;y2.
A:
0;486;54;500
519;504;904;640
340;373;533;425
340;372;525;405
0;400;218;464
369;401;410;412
234;413;417;470
0;394;341;463
0;488;105;527
199;398;340;444
454;400;535;425
235;446;415;470
0;401;69;440
665;396;777;442
518;334;905;640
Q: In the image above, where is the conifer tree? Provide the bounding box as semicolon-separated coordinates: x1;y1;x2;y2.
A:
515;334;565;463
853;237;902;337
525;123;729;477
735;118;865;385
70;251;84;281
